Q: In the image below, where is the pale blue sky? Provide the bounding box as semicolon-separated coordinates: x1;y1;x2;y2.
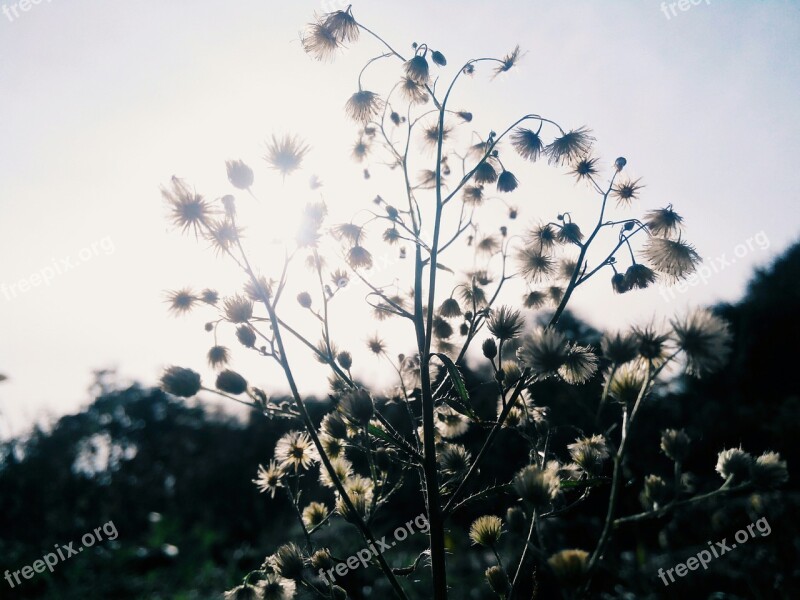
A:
1;0;799;438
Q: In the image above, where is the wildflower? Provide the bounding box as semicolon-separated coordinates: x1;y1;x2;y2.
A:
322;7;359;43
422;123;451;150
571;156;599;181
433;316;454;339
200;288;219;305
162;177;212;237
612;178;643;206
473;161;498;184
641;474;671;510
607;362;646;405
645;205;684;238
166;288;197;315
517;328;568;378
160;366;201;398
524;290;547;309
301;21;339;61
715;448;754;484
224;294;254;323
485;566;510;595
259;574;296;600
404;54;430;84
511;127;544;161
671;308;732;376
416;169;438;189
310;549;334;571
601;331;639;365
482;338;498;359
751;451;789;489
558;222;584;244
469;515;503;546
513;464;560;509
634;323;671;364
335;351;352;371
216;369;248;395
438;444;471;476
500;394;547;429
462;185;484;205
558;258;578;281
435;405;469;439
438;297;462;318
493;45;521;78
500;360;523;386
339;389;374;426
399;76;429;104
253;460;285;498
321;412;349;440
302;502;329;529
336;482;371;523
347;245;373;269
516;247;555;283
459;281;488;308
383;227;401;245
244;276;272;302
271;543;306;580
660;429;691;462
366;334;385;355
351;139;370;162
559;345;599;384
264;135;310;178
223;583;261;600
548;286;564;306
488;306;524;340
568;435;610;475
225;159;254;190
611;272;629;294
624;263;657;290
207;345;230;368
545;127;594;166
496;170;518;192
320;434;344;459
275;431;320;472
547;549;589;589
236;325;257;348
505;507;527;534
207;220;241;255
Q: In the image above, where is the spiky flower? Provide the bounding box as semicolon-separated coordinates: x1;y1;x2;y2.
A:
271;543;306;580
244;276;273;302
523;290;547;309
497;170;518;192
399;76;429;104
527;223;559;249
568;435;610;475
301;21;339;61
162;177;212;237
511;127;544;161
469;515;503;546
517;328;569;379
516;247;555;283
322;7;359;43
671;308;733;377
438;297;462;318
253;460;285;498
557;222;583;244
474;161;498;184
612;178;643;205
275;431;320;472
223;583;261;600
611;272;629;294
487;306;524;340
493;45;521;78
435;406;469;439
160;366;201;398
351;139;370;162
347;245;373;269
225;159;254;190
634;323;671;364
224;294;254;323
645;205;684;238
624;263;657;290
601;331;639;365
339;389;374;425
216;369;248;395
547;549;589;589
751;451;789;489
660;429;691;462
310;549;334;571
264;135;310;178
545;127;594;166
513;464;560;509
559;345;598;384
485;565;510;596
166;288;197;315
319;455;353;489
259;573;296;600
421;123;451;150
607;362;646;405
207;345;230;368
302;502;329;529
366;334;385;355
404;54;430;84
462;185;484;205
200;288;219;305
715;448;754;484
438;444;471;476
571;156;599;181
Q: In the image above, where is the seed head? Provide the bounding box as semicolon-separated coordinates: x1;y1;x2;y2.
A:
160;366;201;398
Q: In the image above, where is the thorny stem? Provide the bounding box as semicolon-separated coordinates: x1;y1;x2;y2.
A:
508;509;537;599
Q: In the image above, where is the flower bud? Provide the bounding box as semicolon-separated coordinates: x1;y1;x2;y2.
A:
614;157;627;171
431;50;447;66
160;366;201;398
482;338;498;359
236;325;257;348
271;542;305;580
297;292;312;308
641;474;671;510
660;429;691;462
751;451;788;489
215;370;248;395
505;506;526;534
469;515;503;547
547;549;589;590
715;448;754;484
310;548;334;571
485;565;509;595
336;351;353;370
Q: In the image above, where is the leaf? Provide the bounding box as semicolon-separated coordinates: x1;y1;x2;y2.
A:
435;262;454;273
431;353;476;419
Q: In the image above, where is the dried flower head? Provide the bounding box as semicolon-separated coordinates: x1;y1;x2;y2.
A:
487;305;524;340
438;297;462;318
517;328;569;379
302;501;329;529
511;127;544;162
339;389;374;426
301;21;339;61
558;222;584;244
513;464;560;509
516;247;555;283
160;366;201;398
435;405;469;439
612;178;643;206
271;542;305;580
634;323;671;364
347;245;373;269
275;431;320;472
366;334;385;355
611;272;629;294
162;177;213;237
264;134;310;178
624;263;657;290
601;331;639;365
259;573;296;600
497;170;519;193
571;156;599;182
660;429;691;462
223;294;254;323
166;288;197;315
236;325;257;348
524;290;547;309
568;434;610;475
547;549;589;589
751;451;789;489
207;219;242;256
645;205;684;238
404;54;430;84
641;474;671;510
462;185;484;205
399;76;429;104
607;362;647;405
216;369;248;395
253;460;285;498
322;7;359;43
319;455;353;489
469;515;503;546
223;583;261;600
485;565;510;596
559;345;599;384
473;160;498;184
545;127;594;166
493;45;521;78
671;308;733;377
438;443;472;476
207;345;230;368
225;159;254;190
715;447;754;484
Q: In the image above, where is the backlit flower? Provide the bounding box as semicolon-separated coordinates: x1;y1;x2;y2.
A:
345;90;381;123
516;247;555;283
517;328;568;379
264;135;310;179
645;205;684;238
253;460;285;498
612;178;643;206
469;515;503;546
511;127;544;162
160;366;201;398
275;431;320;472
545;127;594;166
225;159;254;190
301;21;339;61
322;7;359;43
404;54;430;84
166;288;197;315
670;308;732;376
162;176;212;237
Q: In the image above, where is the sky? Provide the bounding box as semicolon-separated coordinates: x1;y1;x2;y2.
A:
1;0;799;439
